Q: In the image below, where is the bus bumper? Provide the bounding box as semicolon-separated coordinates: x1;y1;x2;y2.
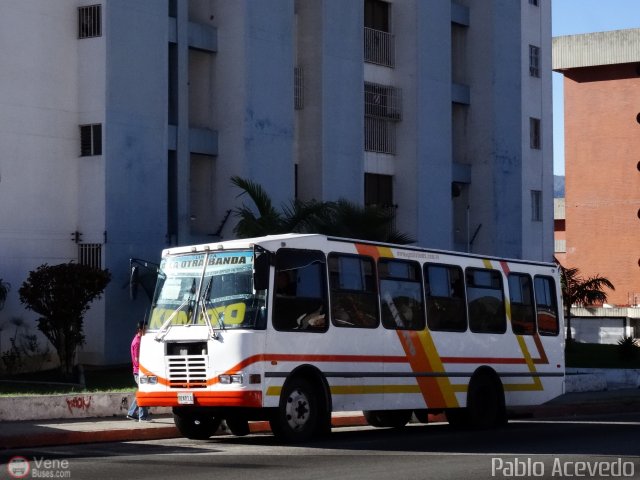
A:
137;390;262;408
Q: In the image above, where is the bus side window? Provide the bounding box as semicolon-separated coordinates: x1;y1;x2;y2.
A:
424;264;467;332
272;249;328;332
379;258;425;330
508;273;536;335
466;268;507;334
534;276;560;336
329;253;379;328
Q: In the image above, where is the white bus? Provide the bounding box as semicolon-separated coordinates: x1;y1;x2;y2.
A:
135;234;564;442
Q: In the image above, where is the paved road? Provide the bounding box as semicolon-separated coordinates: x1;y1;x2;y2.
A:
4;413;640;480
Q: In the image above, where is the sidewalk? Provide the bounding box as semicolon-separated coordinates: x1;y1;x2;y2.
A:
2;388;639;450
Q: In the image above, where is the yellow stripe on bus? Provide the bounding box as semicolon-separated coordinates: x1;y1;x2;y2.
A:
516;335;544;390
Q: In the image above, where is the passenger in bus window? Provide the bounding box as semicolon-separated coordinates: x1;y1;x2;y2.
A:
276;270;296;296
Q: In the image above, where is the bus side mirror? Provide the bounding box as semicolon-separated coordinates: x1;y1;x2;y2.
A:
253;250;271;291
130;265;139;300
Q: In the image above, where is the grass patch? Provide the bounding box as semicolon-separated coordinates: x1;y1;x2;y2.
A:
0;365;135;396
565;341;640;369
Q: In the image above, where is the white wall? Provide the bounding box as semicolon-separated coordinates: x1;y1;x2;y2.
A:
0;1;81;356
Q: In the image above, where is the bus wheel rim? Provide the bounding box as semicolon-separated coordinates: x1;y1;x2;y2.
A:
284;388;311;431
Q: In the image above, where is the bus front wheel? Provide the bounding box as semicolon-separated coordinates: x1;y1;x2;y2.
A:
270;377;319;443
173;409;222;440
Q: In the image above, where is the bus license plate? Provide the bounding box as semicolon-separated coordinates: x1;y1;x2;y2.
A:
177;392;194;405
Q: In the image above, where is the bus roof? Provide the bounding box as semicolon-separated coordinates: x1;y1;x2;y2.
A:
161;233;557;270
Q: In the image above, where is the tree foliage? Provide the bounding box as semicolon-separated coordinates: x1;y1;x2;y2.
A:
557;262;614;342
19;263;111;378
0;278;10;310
231;176;414;244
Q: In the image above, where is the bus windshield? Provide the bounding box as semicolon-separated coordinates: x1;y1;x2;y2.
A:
147;250;266;331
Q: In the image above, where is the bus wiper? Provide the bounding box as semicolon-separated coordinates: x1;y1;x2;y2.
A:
155;279;196;342
198;277;221;339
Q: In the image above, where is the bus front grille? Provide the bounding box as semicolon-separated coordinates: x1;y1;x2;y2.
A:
167;356;207;389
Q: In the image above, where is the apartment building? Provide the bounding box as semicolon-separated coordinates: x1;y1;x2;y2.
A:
0;0;553;365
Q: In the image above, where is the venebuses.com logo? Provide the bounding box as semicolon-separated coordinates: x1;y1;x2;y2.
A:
7;455;72;478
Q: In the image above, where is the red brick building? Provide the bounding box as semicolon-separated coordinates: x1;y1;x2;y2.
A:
554;29;640;307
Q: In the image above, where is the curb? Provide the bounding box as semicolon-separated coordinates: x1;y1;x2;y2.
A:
4;424;180;449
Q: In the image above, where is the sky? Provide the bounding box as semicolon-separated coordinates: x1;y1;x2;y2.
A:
552;0;640;175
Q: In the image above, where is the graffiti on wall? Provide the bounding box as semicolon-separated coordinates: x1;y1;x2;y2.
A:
65;396;92;414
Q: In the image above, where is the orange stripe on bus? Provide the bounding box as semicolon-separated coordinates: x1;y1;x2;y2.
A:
354;244;394;260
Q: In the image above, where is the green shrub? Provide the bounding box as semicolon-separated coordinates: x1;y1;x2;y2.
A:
19;263;111;379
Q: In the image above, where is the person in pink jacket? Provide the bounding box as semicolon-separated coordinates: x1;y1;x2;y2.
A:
126;321;150;421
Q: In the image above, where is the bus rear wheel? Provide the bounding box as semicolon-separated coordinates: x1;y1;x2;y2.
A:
363;410;412;428
173;409;222;440
270;377;320;443
467;371;506;429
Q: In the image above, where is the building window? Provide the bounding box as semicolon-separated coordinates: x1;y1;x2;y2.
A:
529;0;539;5
364;0;394;67
364;28;395;67
365;117;396;154
365;173;393;208
364;82;402;154
78;243;103;269
531;190;542;222
78;5;102;39
80;124;102;156
530;117;541;149
529;45;540;77
365;0;389;32
294;66;304;110
365;83;402;120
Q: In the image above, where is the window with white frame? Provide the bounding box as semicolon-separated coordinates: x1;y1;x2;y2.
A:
78;5;102;39
531;190;542;222
80;124;102;156
529;44;540;77
530;117;541;149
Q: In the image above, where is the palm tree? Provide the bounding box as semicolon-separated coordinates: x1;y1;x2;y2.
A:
557;262;614;342
230;176;414;244
231;176;327;237
311;199;414;244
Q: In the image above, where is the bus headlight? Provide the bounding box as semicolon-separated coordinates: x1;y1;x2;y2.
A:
139;375;158;385
219;373;244;384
